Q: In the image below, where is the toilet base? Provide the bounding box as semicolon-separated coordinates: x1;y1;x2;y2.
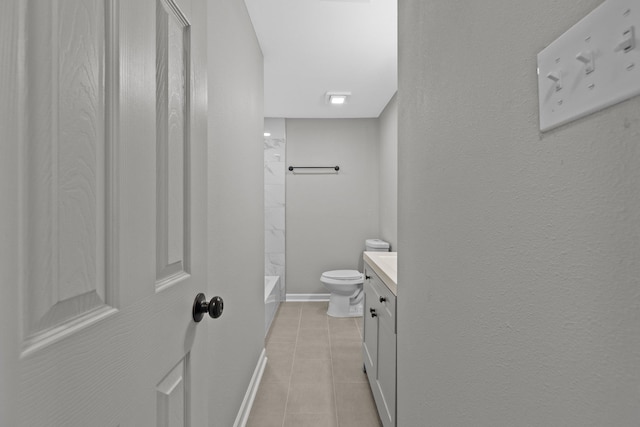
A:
327;293;363;318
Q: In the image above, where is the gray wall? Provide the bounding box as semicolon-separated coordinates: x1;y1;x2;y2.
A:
207;0;264;424
378;93;398;251
286;119;379;294
398;1;640;426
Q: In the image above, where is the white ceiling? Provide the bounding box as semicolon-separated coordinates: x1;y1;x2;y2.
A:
244;0;397;119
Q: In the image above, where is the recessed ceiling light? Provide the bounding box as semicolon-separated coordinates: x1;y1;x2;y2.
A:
264;132;271;137
326;92;351;105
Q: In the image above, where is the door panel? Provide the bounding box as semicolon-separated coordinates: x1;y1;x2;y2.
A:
22;0;117;356
0;1;21;425
156;355;189;427
156;0;190;287
9;0;209;425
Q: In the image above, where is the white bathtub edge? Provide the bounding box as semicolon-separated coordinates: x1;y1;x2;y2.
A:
264;275;279;299
265;276;281;337
233;348;267;427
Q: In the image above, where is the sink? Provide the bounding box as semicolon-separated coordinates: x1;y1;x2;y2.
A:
363;251;398;292
376;254;397;274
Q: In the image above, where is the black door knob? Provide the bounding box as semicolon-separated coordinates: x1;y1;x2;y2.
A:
379;296;386;303
192;293;224;322
370;308;377;318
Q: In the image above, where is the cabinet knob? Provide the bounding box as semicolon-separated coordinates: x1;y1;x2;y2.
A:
370;308;377;318
379;296;386;303
365;275;371;280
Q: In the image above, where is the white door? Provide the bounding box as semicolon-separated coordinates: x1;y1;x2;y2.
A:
1;0;210;425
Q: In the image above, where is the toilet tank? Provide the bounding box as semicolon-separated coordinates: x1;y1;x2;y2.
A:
365;239;390;252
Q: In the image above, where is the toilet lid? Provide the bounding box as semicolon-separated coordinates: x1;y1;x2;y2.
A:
322;270;363;280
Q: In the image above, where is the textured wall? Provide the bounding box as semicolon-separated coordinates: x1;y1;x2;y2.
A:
398;0;640;425
207;0;264;424
379;93;398;251
286;119;379;294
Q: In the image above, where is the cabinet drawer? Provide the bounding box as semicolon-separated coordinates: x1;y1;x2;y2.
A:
364;266;396;332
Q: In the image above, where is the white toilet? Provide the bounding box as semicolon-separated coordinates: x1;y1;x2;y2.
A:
321;239;390;317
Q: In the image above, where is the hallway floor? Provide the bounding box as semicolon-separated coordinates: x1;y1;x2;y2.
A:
247;301;382;427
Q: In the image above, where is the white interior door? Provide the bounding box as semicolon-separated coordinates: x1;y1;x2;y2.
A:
1;0;209;425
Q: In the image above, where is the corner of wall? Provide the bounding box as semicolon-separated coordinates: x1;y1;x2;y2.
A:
207;0;265;424
377;93;398;251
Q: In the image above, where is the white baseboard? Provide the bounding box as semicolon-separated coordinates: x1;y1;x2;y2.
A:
286;293;330;302
233;348;267;427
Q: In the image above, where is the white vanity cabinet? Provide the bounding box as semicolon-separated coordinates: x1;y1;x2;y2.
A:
363;260;396;427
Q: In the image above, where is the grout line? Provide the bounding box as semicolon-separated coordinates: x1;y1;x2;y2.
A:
328;311;340;427
280;304;301;427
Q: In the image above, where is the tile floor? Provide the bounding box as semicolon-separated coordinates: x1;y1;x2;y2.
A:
247;301;382;427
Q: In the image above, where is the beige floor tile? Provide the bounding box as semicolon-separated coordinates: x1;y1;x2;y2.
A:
294;341;332;360
328;317;357;328
267;325;299;343
283;413;338;427
301;304;329;318
247;412;285;427
337;410;383;427
301;301;329;310
300;315;329;329
297;328;330;346
250;302;379;427
271;316;300;331
267;340;296;359
276;304;303;318
275;313;302;324
329;324;362;341
278;301;303;310
250;381;288;416
291;358;333;384
277;306;302;317
331;357;368;383
330;339;363;359
286;382;336;414
334;382;378;417
261;358;294;384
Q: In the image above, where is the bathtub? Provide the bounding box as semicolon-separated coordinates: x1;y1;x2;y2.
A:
265;276;281;336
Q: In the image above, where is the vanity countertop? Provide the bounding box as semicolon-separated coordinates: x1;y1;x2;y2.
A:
363;251;397;296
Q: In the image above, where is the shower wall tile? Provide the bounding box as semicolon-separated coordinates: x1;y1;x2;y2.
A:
265;229;285;254
264;138;285;162
264;161;285;185
264;122;286;293
265;207;285;231
265;184;285;208
264;254;282;274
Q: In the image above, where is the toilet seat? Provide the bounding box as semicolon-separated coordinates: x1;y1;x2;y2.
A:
320;270;364;286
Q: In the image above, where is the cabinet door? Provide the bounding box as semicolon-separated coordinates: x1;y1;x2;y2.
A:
377;310;397;427
362;277;379;377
